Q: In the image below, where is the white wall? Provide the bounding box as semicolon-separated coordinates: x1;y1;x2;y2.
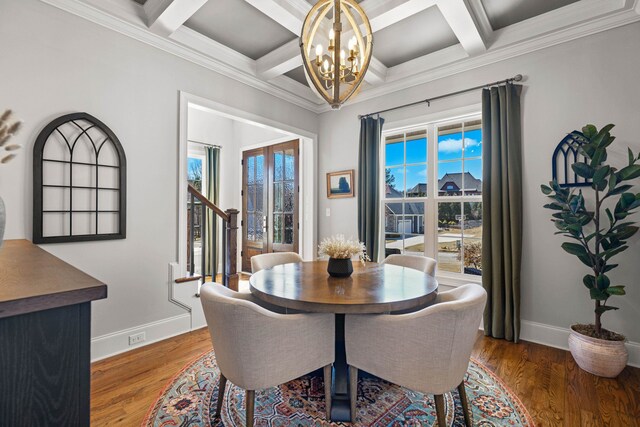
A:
0;0;317;352
317;22;640;344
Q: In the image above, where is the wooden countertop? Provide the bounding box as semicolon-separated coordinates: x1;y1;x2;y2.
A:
0;239;107;319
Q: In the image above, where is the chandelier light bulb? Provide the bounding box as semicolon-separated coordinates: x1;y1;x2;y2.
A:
323;59;329;72
340;49;346;66
316;44;323;58
329;29;335;41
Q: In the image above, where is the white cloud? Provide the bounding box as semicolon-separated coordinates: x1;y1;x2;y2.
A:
438;137;480;154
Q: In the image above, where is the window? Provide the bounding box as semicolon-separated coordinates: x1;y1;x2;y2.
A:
187;154;206;274
382;116;483;277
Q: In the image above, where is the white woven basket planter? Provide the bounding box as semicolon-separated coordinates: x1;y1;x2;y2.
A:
568;325;628;378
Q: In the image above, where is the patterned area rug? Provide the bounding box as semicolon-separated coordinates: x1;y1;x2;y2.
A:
143;350;534;426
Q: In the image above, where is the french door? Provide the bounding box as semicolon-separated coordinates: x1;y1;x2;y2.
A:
242;140;299;272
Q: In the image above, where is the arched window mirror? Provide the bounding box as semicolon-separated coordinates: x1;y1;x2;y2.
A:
552;131;592;188
33;113;127;243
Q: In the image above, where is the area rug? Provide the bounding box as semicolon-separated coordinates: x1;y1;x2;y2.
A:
142;350;534;426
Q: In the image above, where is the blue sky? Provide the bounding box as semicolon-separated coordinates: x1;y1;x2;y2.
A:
188;157;202;181
385;130;483;194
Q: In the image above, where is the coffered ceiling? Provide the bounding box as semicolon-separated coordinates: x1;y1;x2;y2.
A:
42;0;640;112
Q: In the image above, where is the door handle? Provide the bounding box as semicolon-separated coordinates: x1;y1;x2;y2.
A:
263;216;268;232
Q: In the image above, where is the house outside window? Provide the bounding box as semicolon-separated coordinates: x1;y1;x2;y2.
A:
382;115;483;277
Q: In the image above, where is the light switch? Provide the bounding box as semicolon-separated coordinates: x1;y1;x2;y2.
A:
326;208;331;217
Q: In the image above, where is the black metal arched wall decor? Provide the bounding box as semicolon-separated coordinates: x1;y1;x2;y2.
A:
552;131;592;188
33;112;127;243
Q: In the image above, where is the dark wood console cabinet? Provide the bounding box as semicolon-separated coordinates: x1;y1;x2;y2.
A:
0;240;107;426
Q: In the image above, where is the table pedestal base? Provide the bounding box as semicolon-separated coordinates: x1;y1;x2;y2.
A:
330;314;352;422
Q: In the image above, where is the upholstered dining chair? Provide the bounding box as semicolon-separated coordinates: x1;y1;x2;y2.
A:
200;283;335;427
345;284;487;426
251;252;303;273
382;253;437;276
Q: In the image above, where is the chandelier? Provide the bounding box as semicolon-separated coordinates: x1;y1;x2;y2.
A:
300;0;373;109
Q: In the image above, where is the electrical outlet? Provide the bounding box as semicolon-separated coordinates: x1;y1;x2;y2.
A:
129;332;145;346
326;208;331;217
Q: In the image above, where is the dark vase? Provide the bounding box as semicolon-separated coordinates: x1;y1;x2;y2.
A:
327;257;353;277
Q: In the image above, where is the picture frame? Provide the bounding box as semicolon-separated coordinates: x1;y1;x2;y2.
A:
326;169;355;199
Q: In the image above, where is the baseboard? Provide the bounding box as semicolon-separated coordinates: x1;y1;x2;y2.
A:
90;313;191;362
519;320;640;368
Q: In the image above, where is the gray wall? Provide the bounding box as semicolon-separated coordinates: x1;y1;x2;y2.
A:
317;22;640;342
0;0;317;338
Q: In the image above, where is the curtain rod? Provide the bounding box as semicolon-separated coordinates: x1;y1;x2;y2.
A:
188;139;222;148
358;74;523;120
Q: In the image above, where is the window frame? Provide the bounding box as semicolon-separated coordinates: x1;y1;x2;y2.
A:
380;112;483;284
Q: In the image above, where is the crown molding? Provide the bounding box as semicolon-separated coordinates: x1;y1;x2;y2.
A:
40;0;325;113
39;0;640;115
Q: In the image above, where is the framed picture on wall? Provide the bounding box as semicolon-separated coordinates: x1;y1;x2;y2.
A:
326;169;355;199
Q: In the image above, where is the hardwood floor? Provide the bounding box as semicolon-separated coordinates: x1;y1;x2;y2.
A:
91;329;640;426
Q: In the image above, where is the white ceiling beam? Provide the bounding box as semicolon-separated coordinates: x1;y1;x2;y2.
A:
144;0;208;36
435;0;486;55
242;0;310;35
466;0;494;45
361;0;436;32
257;39;303;81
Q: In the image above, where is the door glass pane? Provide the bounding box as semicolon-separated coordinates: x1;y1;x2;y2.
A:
247;156;255;184
284;182;294;212
274;183;283;212
284;214;293;244
256;155;264;184
438;202;462;273
247;213;255;241
247;185;255;212
274;151;283;181
256;184;264;212
273;214;283;244
255;214;264;241
285;149;295;180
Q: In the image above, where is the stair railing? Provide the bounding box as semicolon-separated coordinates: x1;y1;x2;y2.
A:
186;184;239;289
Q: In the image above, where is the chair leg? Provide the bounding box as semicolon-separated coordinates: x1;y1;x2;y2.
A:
246;390;255;427
457;382;473;427
434;394;446;427
323;364;332;420
215;374;227;418
349;365;358;422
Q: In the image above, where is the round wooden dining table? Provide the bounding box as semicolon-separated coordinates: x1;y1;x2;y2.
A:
250;260;439;422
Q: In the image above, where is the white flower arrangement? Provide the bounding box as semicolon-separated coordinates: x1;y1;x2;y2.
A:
318;234;370;263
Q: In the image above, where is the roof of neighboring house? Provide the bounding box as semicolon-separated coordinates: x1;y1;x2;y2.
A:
438;172;482;192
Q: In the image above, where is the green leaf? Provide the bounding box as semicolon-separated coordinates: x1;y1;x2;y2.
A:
596;274;610;290
593;165;611;184
595;305;619;314
617;165;640;181
620;192;636;209
541;184;553;195
612;225;639;241
543;203;564;211
592;124;615;147
582;125;597;139
591;148;606;167
605;208;614;225
590;288;608;300
577;253;594;268
603;245;629;261
606;184;633;198
583;274;595;289
629;148;635;166
606;286;626;296
572;162;595;179
603;264;618;273
561;242;588;257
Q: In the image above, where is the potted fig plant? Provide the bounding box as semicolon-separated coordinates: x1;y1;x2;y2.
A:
541;124;640;378
318;234;369;277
